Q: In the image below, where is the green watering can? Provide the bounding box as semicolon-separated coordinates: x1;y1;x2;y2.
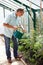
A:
13;30;24;39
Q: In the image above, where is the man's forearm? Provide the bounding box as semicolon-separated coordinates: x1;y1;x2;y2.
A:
19;24;26;32
3;23;17;30
3;23;14;29
20;25;24;30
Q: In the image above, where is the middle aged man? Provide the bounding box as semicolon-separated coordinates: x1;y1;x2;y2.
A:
3;8;25;63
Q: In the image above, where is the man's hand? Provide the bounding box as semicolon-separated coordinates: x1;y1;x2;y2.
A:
22;29;26;33
13;26;18;30
13;26;21;30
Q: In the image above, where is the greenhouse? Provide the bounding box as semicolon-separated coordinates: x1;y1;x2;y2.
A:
0;0;43;65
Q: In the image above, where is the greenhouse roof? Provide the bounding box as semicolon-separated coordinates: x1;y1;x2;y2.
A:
0;0;43;11
13;0;43;11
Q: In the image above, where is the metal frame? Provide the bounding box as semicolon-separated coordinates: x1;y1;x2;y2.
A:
0;0;43;31
13;0;43;31
14;0;43;12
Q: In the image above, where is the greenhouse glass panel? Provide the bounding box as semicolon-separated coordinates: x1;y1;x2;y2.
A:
13;0;43;9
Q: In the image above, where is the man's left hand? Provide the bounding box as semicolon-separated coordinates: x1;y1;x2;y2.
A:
22;29;26;33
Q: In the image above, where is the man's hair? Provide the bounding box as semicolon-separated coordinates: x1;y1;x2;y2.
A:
17;8;24;12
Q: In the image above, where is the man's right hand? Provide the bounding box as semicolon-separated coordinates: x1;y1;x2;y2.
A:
13;26;21;30
13;26;18;30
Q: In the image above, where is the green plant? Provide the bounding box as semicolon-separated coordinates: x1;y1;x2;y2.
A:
18;33;43;65
10;40;13;48
10;30;43;65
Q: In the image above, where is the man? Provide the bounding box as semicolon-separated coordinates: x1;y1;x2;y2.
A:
3;8;25;63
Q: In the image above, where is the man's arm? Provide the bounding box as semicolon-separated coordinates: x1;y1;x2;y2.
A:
19;24;26;32
3;23;18;30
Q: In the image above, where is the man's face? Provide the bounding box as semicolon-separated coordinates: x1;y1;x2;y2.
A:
17;11;24;16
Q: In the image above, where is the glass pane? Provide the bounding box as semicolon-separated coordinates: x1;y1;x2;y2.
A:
0;7;4;23
5;9;11;18
13;0;43;9
0;7;4;34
